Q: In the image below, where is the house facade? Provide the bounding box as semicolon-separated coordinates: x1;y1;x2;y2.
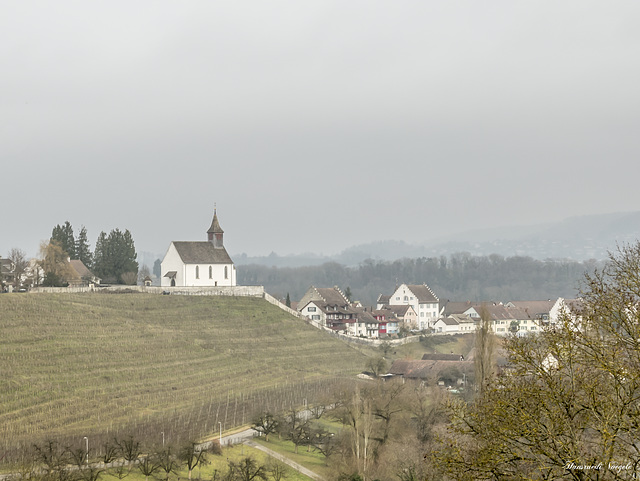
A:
161;210;237;287
387;283;440;330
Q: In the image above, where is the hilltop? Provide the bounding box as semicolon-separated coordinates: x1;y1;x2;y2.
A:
0;293;369;459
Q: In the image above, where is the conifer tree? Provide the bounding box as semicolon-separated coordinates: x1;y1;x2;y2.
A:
75;225;93;267
93;231;108;280
92;229;138;284
50;221;76;259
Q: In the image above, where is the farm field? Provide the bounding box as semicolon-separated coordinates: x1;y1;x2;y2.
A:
0;292;368;461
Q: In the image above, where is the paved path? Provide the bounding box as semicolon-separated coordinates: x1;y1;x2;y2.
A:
200;428;325;481
243;440;325;481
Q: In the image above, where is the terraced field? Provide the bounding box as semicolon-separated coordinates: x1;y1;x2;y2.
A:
0;293;368;460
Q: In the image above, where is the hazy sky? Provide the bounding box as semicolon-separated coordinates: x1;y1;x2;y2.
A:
2;2;639;260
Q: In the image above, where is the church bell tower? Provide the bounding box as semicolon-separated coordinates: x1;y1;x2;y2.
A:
207;208;224;249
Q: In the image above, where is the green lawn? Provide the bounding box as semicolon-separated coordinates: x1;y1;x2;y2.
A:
253;436;331;480
112;445;314;481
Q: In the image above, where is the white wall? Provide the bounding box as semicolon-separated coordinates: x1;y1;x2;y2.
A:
183;263;236;287
161;243;237;287
161;243;185;287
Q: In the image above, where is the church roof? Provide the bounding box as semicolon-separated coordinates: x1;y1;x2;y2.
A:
207;210;224;234
172;241;233;264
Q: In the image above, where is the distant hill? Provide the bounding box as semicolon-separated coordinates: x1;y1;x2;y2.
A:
0;293;367;460
234;211;640;267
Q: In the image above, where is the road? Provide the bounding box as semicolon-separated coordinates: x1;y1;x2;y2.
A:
199;428;325;481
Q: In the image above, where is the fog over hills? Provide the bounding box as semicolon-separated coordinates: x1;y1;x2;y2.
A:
234;211;640;267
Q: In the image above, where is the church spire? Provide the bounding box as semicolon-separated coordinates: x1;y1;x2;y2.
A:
207;207;224;248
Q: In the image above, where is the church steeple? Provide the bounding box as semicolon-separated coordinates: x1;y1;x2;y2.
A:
207;207;224;248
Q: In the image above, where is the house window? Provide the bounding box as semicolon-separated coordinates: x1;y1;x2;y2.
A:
404;296;408;301
308;307;316;312
195;266;199;279
312;315;320;320
209;266;213;279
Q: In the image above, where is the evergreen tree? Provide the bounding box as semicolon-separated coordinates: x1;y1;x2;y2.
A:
285;293;291;308
93;231;109;280
344;286;353;301
50;221;76;259
75;225;93;267
93;229;138;284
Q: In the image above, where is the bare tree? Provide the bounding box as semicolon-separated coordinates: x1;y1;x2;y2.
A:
226;457;267;481
266;460;289;481
157;448;180;481
179;442;208;480
114;436;140;465
251;412;279;442
433;243;640;479
101;441;119;465
137;454;160;481
473;304;495;395
8;248;28;289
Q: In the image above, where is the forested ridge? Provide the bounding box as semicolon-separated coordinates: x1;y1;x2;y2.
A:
238;253;603;305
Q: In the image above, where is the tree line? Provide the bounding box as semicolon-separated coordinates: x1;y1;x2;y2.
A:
19;435;289;481
43;221;139;286
238;254;603;306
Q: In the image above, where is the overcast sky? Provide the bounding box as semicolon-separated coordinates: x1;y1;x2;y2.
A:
2;2;639;261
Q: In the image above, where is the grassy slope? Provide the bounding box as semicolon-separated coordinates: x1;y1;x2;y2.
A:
0;293;368;453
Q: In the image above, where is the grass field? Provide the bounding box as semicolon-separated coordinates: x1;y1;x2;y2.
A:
0;292;370;461
107;444;314;481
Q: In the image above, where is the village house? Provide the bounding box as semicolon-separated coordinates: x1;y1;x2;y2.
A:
161;210;237;287
384;283;440;330
438;300;577;336
298;286;393;338
433;316;460;334
0;256;15;291
371;308;399;335
67;259;100;287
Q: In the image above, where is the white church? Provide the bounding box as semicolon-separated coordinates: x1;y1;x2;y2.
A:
161;210;237;287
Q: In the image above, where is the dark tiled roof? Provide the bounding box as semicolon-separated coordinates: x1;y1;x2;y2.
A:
406;284;439;303
421;353;463;361
508;300;556;316
437;317;460;326
173;241;233;264
0;258;14;275
442;301;484;316
207;211;224;234
69;260;95;279
377;294;391;304
387;305;413;316
316;287;350;306
389;359;474;378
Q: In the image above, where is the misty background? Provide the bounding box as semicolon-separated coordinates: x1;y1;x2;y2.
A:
2;2;639;272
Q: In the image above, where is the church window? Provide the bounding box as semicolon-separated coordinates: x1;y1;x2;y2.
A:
209;266;213;279
225;266;228;279
195;266;199;279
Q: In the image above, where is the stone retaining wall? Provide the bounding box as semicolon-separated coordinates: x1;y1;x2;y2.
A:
30;285;265;297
